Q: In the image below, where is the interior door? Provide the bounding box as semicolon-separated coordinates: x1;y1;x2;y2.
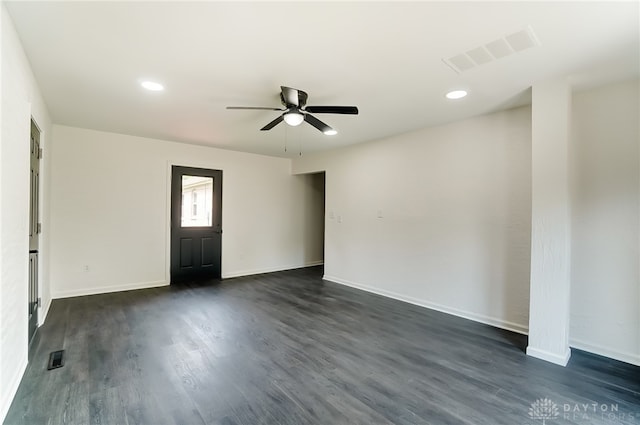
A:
170;166;222;283
28;120;41;345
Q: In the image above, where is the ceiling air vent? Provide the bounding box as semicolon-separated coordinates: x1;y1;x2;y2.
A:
443;26;540;73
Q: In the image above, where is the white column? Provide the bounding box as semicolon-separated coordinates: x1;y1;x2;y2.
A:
527;79;572;366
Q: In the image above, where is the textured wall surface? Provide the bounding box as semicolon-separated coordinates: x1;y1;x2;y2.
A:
570;79;640;365
0;4;52;421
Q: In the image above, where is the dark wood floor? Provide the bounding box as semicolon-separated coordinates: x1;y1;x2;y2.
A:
4;266;639;425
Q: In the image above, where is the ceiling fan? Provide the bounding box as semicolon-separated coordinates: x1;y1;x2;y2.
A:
227;86;358;135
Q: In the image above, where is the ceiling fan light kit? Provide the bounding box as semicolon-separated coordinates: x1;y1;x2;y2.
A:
283;111;304;126
227;86;358;135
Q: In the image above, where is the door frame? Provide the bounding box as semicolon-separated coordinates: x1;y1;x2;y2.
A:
164;161;225;283
28;117;42;348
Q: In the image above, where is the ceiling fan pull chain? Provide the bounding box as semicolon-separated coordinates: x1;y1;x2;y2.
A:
284;125;288;153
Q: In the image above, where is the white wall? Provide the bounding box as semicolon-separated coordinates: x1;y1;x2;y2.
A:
49;125;322;297
0;4;52;422
292;82;640;367
293;106;533;333
570;79;640;365
527;79;572;366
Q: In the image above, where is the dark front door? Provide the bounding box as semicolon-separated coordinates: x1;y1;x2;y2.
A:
170;166;222;283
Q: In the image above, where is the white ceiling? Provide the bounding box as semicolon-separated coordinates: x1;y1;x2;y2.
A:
5;1;639;158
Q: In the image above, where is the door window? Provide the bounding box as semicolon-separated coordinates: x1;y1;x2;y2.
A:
181;175;213;227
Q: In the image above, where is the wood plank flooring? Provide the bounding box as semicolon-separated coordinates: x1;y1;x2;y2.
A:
4;266;639;425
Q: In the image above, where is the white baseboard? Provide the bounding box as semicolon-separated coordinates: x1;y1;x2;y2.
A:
322;275;529;335
222;261;324;279
52;263;325;298
0;357;28;424
52;280;168;299
570;338;640;366
39;296;52;325
526;346;571;366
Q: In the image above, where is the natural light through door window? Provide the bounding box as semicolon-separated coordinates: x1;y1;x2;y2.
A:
181;176;213;227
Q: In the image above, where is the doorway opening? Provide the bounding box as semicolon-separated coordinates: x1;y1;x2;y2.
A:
170;166;222;283
305;172;325;269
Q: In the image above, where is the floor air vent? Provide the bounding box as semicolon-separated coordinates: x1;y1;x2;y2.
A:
47;350;65;370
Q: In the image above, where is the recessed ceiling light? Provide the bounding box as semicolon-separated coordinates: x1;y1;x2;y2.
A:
141;81;164;91
324;129;338;136
446;90;467;100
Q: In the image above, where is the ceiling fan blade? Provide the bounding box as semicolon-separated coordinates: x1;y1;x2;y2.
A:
304;113;333;134
226;106;285;111
260;115;284;131
305;106;359;115
281;86;300;107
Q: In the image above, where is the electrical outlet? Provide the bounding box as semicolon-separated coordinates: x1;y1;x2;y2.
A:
337;215;342;223
83;265;89;272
